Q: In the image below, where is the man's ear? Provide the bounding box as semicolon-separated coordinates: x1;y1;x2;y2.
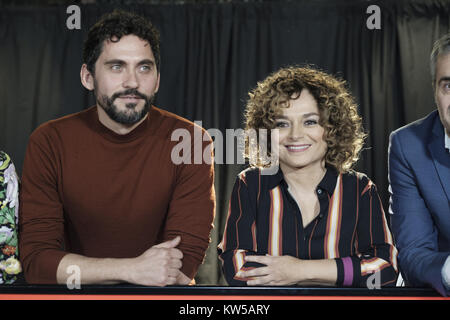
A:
80;64;95;91
154;72;161;94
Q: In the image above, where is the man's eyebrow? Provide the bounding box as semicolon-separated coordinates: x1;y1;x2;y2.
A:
438;76;450;83
104;59;125;65
103;59;155;66
137;59;155;66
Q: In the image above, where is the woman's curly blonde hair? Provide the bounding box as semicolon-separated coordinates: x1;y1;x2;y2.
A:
244;66;366;173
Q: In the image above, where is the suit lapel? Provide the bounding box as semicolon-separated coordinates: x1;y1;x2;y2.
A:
427;117;450;203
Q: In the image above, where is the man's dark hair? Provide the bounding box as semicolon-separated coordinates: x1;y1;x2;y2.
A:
83;10;160;75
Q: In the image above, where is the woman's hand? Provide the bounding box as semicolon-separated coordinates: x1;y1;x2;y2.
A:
238;255;305;286
238;255;338;286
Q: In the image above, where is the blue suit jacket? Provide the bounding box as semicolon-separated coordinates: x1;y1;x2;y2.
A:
388;110;450;296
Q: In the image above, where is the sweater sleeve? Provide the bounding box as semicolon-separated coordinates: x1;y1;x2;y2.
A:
218;172;265;286
335;180;398;288
161;134;215;280
19;127;67;284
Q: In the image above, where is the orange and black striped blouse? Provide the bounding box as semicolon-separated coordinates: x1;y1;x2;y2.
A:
218;166;398;287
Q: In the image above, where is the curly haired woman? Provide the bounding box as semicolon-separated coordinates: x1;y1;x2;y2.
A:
0;151;22;284
218;66;398;287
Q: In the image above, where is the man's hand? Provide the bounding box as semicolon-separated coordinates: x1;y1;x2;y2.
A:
56;236;193;286
126;236;185;286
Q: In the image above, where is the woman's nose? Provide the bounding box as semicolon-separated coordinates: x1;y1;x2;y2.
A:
288;123;304;140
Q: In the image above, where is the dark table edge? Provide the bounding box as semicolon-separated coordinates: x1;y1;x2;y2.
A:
0;285;443;297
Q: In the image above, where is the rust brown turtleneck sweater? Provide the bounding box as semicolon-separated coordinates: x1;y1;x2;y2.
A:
19;106;215;284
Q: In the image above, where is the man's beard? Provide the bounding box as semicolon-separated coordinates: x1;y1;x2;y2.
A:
95;87;155;125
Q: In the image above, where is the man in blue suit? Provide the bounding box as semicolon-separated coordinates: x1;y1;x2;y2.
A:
388;33;450;296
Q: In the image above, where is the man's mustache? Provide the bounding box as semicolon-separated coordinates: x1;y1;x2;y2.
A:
111;89;149;102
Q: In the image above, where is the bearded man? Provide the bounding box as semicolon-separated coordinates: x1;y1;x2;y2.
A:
19;10;215;286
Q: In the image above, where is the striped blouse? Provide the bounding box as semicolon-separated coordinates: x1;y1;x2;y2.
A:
218;166;398;287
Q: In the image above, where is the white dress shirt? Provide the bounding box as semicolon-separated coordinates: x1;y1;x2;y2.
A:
443;256;450;290
442;129;450;290
445;128;450;151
